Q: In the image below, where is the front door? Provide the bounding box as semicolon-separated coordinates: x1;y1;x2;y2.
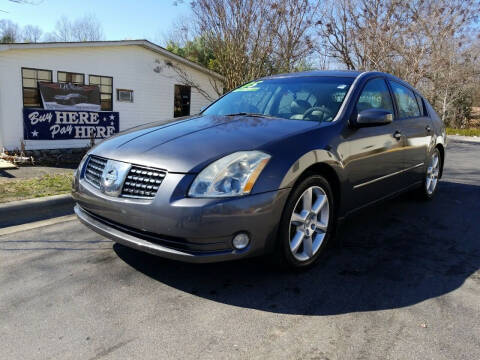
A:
343;77;406;208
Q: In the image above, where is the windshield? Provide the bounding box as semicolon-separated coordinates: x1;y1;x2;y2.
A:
203;76;354;122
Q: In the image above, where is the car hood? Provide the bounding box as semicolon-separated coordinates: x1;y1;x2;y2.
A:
90;114;318;173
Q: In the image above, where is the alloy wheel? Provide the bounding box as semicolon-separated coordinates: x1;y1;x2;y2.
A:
289;186;330;262
426;150;440;195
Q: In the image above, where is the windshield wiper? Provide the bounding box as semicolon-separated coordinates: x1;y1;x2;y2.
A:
224;112;277;119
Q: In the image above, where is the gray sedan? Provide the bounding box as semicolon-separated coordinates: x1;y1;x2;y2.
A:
72;70;446;269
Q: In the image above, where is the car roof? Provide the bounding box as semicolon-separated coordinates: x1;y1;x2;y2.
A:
365;71;424;96
263;70;363;80
261;70;424;97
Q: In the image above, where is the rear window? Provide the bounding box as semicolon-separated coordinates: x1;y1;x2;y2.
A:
415;93;428;117
389;81;421;119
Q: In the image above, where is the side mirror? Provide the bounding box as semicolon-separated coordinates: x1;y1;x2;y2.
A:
355;109;393;127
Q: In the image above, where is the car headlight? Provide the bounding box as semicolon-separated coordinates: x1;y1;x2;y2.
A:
188;151;271;198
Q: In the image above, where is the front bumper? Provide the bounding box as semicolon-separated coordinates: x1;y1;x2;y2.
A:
73;172;290;263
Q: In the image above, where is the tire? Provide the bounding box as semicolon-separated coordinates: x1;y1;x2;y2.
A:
276;174;335;269
417;147;441;200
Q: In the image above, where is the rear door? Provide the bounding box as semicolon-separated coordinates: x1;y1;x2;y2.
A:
344;77;407;207
388;81;431;185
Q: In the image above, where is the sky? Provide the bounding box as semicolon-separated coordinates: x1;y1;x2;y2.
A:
1;0;191;45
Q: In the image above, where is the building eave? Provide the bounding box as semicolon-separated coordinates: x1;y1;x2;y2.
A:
0;39;224;81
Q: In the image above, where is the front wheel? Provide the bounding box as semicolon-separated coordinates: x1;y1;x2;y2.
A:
276;175;335;269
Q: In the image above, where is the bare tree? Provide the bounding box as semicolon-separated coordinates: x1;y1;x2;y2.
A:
22;24;42;43
317;0;480;127
72;14;104;41
271;0;321;72
0;19;20;43
46;14;105;42
318;0;407;72
316;0;355;69
189;0;275;90
166;0;479;125
176;0;323;91
44;16;72;42
160;16;195;49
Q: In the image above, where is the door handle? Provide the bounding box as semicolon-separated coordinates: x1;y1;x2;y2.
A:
426;125;432;132
393;130;402;140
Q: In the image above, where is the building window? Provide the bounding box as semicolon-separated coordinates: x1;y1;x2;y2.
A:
117;89;134;103
22;67;52;108
174;85;191;117
58;71;85;85
89;75;113;111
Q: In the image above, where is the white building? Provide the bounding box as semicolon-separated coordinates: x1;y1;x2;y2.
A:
0;40;222;152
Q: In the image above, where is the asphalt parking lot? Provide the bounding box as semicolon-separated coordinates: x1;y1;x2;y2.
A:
1;139;479;360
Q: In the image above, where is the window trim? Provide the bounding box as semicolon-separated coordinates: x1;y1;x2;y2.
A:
57;70;85;85
116;89;134;103
21;67;53;108
388;80;423;120
88;74;113;111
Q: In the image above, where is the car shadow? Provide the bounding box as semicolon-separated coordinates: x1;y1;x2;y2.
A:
0;169;15;178
114;180;480;315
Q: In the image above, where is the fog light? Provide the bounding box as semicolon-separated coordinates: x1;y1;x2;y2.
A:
232;233;250;250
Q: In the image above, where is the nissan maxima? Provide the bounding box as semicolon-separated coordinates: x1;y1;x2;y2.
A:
72;70;446;268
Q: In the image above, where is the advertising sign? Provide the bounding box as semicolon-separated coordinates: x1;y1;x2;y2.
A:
39;82;101;111
23;108;119;140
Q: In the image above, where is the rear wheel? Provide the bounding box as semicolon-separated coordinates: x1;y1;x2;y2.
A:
418;148;441;200
277;175;335;269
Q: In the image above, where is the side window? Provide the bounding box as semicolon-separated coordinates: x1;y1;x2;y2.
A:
389;81;421;119
415;93;428;117
356;78;394;114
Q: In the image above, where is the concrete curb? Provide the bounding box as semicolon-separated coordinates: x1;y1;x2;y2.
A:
449;135;480;143
0;194;75;228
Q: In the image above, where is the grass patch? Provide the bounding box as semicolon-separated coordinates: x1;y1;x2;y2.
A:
446;128;480;136
0;173;73;203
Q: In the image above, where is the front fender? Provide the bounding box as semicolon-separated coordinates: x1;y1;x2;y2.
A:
253;146;350;217
251;123;350;215
278;149;346;189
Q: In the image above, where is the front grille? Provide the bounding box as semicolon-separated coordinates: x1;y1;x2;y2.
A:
84;156;107;189
121;165;166;199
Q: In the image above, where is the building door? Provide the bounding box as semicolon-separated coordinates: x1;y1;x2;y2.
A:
174;85;191;117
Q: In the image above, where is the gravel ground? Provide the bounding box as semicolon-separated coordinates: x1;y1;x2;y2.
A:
0;139;479;360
